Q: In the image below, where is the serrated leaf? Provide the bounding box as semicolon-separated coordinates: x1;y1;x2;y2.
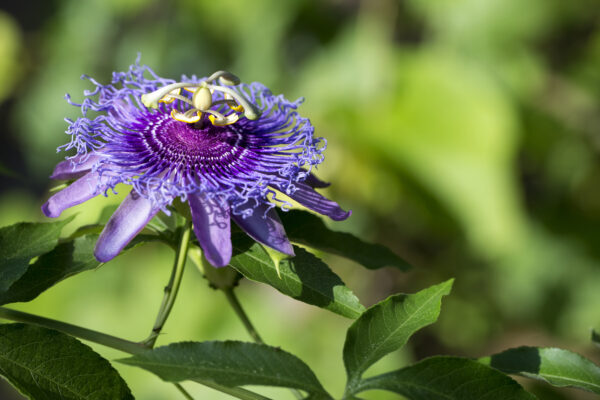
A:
480;346;600;394
0;217;73;291
230;237;365;319
343;279;453;388
118;341;331;399
0;323;133;400
353;356;536;399
279;210;411;271
0;235;100;305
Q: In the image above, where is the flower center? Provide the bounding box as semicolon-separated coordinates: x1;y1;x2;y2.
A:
141;71;261;127
133;112;254;180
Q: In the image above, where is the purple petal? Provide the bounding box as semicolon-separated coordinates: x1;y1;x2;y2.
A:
189;195;232;267
304;172;330;188
41;172;102;218
94;190;159;263
50;153;102;180
232;203;294;256
286;183;351;221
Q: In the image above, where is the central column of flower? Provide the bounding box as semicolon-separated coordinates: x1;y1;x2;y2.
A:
141;70;261;126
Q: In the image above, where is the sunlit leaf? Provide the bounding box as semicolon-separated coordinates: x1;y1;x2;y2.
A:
353;356;536;400
0;323;133;400
0;217;73;292
480;346;600;394
230;235;365;319
344;279;453;389
279;210;411;271
118;340;331;398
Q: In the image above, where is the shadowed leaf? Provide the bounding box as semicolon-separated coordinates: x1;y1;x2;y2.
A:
0;231;164;306
279;210;411;271
354;356;536;399
118;340;331;398
480;346;600;394
0;323;133;400
0;217;73;292
0;235;100;305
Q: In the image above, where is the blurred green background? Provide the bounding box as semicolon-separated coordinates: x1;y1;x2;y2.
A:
1;0;600;399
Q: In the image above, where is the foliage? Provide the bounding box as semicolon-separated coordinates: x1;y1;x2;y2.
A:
1;216;599;399
1;1;600;398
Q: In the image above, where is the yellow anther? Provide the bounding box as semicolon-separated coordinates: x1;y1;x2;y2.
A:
230;103;244;112
171;109;201;123
224;93;244;112
158;88;181;104
208;113;239;126
208;85;260;120
193;87;213;111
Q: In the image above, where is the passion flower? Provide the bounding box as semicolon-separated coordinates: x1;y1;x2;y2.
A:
42;60;350;267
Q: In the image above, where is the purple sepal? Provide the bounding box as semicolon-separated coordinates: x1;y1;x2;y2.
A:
286;183;351;221
304;173;330;188
94;190;159;263
50;153;102;180
41;172;102;218
189;194;232;267
232;203;294;256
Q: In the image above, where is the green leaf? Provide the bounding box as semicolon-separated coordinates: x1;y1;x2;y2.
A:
480;346;600;394
0;323;133;400
118;340;331;399
353;356;536;399
229;236;365;319
0;217;73;292
0;227;166;306
0;235;100;305
279;210;411;271
343;279;453;388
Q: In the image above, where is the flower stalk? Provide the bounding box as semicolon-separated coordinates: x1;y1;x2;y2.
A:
223;286;303;400
142;220;192;348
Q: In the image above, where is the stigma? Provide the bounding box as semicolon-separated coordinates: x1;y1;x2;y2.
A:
141;71;261;127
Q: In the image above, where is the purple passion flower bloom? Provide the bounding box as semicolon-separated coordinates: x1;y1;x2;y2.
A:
42;61;350;267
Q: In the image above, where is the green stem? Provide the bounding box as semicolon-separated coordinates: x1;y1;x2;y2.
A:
174;383;194;400
223;288;263;343
143;221;192;348
223;288;303;400
0;306;146;355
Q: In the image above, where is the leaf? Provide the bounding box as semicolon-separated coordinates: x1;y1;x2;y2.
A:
343;279;453;388
0;323;133;400
279;210;411;271
480;346;600;394
229;236;365;319
0;217;73;292
353;356;536;400
118;341;331;399
0;235;100;305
